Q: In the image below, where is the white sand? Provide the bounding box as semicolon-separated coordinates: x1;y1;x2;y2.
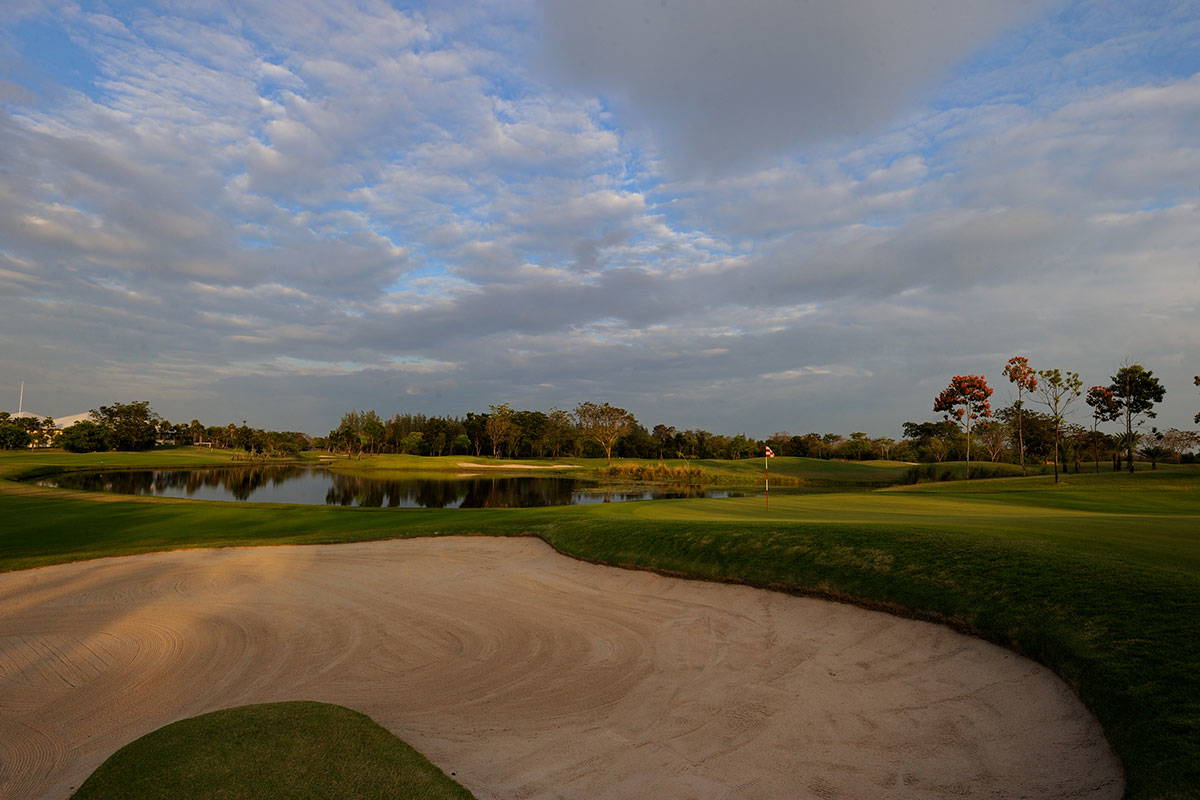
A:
455;462;577;469
0;537;1122;799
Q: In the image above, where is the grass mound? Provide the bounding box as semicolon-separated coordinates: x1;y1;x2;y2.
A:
71;701;473;800
902;460;1052;482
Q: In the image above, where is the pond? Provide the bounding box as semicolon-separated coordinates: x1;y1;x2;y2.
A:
35;466;741;508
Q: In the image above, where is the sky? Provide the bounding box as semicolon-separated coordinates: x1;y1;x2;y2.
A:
1;0;1197;437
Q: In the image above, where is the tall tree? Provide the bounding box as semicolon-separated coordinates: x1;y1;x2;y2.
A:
1139;428;1170;470
359;411;385;454
463;412;488;457
1108;364;1166;473
1161;428;1200;462
933;375;993;478
901;420;958;463
652;424;677;460
819;433;843;459
58;420;109;452
512;409;548;457
540;409;576;458
1035;368;1082;483
975;420;1007;462
90;401;162;451
485;403;516;458
1002;356;1038;474
1085;386;1120;473
329;411;366;455
574;402;636;466
0;420;31;450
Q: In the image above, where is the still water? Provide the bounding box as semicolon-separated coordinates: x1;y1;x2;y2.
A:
37;466;738;508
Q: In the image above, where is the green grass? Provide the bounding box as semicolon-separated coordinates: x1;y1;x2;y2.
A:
71;702;474;800
325;452;913;488
3;449;1198;799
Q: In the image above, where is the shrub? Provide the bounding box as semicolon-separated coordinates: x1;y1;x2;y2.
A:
59;421;111;453
0;423;31;450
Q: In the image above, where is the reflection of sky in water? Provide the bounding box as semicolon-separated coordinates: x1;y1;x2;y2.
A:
38;468;740;508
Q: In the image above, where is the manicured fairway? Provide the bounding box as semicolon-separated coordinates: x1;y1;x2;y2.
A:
2;450;1197;799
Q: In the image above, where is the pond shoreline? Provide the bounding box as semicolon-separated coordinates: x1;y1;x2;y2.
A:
30;465;745;508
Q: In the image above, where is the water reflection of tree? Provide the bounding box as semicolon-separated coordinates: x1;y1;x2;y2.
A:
415;481;464;508
324;473;423;507
323;474;581;508
56;466;308;500
458;477;577;508
55;469;592;508
219;467;304;501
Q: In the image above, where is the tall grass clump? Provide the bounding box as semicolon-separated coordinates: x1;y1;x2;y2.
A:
904;462;1047;483
605;463;708;484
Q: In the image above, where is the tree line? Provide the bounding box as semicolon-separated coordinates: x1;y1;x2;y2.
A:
324;402;764;464
320;363;1200;470
5;366;1196;467
0;412;57;450
3;401;315;456
913;359;1199;481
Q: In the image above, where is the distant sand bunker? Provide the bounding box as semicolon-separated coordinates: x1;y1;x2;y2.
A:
455;462;576;469
0;538;1121;799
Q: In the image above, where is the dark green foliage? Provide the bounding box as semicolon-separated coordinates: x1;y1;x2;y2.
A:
0;423;31;450
72;702;474;800
902;419;961;462
903;461;1045;483
1109;365;1166;473
59;421;111;453
994;406;1058;462
90;401;161;451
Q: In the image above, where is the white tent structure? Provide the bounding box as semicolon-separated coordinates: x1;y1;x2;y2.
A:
9;410;51;421
53;413;92;429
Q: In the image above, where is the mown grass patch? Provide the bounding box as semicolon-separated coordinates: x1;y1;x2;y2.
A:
71;702;474;800
324;452;912;489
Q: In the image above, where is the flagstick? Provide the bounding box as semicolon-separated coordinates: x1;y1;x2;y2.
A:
764;452;769;511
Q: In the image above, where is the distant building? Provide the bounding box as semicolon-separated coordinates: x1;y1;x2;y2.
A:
1;411;92;448
53;412;92;429
2;411;56;448
10;410;51;421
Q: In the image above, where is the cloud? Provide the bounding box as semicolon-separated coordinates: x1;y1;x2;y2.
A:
1;2;1197;437
534;0;1057;172
760;366;875;380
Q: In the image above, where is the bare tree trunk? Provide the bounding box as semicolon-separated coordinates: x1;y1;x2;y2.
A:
1052;427;1060;483
1125;405;1135;473
965;419;972;480
1017;395;1026;475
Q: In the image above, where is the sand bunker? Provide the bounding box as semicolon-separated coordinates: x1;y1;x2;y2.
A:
455;462;576;469
0;538;1121;799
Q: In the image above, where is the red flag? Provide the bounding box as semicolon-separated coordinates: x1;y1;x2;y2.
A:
765;445;776;458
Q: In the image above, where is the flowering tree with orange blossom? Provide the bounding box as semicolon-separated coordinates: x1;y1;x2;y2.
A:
1086;385;1120;473
933;375;993;479
1002;356;1038;475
